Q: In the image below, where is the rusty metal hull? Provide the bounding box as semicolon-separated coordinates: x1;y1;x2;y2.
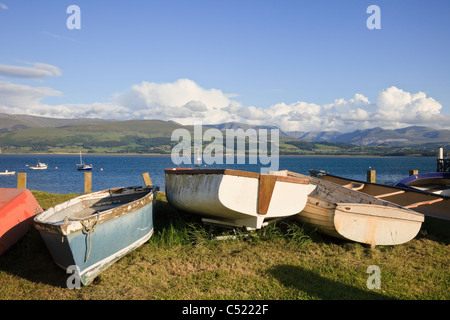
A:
34;186;157;285
275;171;424;247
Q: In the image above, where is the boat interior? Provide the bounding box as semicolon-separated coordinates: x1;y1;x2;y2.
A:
310;171;450;220
41;188;152;223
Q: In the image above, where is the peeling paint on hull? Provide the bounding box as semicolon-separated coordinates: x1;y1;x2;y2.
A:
34;186;158;285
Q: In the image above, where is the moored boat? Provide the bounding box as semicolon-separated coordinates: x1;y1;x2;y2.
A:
274;170;424;247
77;164;93;171
0;170;15;175
310;169;450;238
1;188;43;255
34;185;158;286
28;161;48;170
76;151;93;171
165;168;316;229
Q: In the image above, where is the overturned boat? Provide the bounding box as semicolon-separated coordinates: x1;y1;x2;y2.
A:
165;168;316;229
34;185;158;286
274;170;424;247
1;188;43;255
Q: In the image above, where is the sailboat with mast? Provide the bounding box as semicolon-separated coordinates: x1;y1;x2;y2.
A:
76;151;93;171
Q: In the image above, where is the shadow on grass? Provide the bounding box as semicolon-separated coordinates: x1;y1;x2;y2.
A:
0;228;70;288
269;264;396;300
0;194;198;289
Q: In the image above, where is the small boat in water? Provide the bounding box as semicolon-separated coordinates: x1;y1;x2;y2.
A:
310;169;450;238
165;168;316;229
395;172;450;197
1;189;43;255
28;161;48;170
76;152;92;171
274;171;424;247
77;164;93;171
0;170;15;176
34;185;158;286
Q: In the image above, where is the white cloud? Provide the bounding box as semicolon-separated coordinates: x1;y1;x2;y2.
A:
0;81;62;112
0;3;7;10
0;62;62;80
116;79;238;125
0;78;448;132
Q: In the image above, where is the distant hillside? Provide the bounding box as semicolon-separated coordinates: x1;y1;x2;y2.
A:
0;113;115;132
287;126;450;147
205;121;290;136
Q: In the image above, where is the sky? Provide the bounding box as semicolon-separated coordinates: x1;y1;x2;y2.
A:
0;0;449;133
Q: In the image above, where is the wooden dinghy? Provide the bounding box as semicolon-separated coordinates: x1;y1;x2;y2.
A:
273;171;424;247
165;168;316;229
34;186;158;286
1;189;43;255
310;169;450;238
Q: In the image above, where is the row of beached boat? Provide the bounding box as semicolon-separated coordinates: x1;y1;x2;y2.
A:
1;167;449;286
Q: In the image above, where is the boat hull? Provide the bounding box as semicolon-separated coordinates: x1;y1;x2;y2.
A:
0;171;15;175
165;168;315;229
300;197;424;246
276;171;424;247
0;189;43;255
310;169;450;238
34;186;157;285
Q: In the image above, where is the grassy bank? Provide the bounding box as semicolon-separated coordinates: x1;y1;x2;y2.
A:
0;191;449;300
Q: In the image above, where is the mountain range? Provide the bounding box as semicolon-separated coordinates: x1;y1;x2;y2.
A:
287;126;450;147
0;113;449;155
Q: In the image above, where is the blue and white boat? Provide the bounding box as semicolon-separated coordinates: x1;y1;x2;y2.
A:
395;172;450;197
34;185;158;286
76;151;93;171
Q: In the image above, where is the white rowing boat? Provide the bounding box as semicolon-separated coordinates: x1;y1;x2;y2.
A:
165;168;316;229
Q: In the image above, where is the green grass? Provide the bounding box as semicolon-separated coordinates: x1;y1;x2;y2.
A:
0;191;448;300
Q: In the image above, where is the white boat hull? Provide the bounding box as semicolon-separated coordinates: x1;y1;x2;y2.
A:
165;168;316;229
0;171;15;175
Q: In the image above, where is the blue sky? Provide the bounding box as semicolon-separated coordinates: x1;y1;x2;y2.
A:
0;0;449;132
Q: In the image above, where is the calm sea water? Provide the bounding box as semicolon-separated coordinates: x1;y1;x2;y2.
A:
0;154;438;194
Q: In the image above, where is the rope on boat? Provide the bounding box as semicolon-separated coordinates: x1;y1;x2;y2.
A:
79;215;99;263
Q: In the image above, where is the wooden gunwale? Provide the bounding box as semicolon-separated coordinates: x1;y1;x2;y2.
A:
34;187;157;236
164;168;309;184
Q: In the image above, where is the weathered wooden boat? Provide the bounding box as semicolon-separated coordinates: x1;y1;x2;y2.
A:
34;185;158;286
310;169;450;238
274;171;424;247
394;172;450;197
165;168;316;229
1;188;43;255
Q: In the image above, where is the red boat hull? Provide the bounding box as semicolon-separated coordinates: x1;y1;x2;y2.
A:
0;189;43;255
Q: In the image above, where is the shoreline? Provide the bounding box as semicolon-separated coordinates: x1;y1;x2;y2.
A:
0;152;435;158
